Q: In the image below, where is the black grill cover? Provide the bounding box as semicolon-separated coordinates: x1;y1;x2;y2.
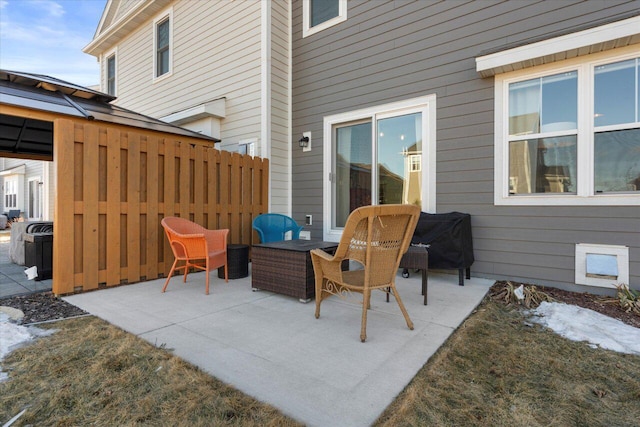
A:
411;212;474;270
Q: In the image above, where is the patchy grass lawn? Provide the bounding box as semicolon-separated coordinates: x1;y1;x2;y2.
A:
1;295;639;426
0;317;301;426
375;300;640;427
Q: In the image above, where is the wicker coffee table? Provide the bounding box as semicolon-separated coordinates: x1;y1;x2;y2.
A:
251;239;338;303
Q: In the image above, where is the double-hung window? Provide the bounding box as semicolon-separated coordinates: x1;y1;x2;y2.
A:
154;9;172;79
106;53;116;96
323;95;436;240
303;0;347;38
4;176;18;209
494;50;639;205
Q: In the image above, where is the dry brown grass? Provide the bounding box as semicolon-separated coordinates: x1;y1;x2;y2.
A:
0;317;301;426
375;300;640;427
2;296;639;426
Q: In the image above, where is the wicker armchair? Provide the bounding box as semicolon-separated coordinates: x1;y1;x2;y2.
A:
161;217;229;295
311;204;420;342
252;213;303;243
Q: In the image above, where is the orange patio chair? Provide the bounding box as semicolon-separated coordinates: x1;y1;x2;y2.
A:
311;204;420;342
161;217;229;295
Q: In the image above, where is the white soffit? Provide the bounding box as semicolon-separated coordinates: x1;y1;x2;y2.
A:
0;164;26;176
160;99;226;126
476;15;640;78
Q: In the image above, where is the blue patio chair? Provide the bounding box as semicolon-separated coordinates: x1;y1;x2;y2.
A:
6;210;20;223
253;213;303;243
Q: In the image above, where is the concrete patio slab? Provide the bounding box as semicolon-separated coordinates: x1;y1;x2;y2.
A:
65;269;493;427
0;239;52;298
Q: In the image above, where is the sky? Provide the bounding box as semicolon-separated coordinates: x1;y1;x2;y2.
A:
0;0;107;87
2;300;640;382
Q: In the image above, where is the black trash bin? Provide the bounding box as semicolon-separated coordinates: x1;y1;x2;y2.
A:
24;232;53;281
218;244;249;279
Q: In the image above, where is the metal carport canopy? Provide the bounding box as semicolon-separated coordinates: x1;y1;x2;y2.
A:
0;69;219;160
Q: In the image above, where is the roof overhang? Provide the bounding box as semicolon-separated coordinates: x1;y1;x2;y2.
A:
0;69;219;157
476;14;640;78
83;0;172;57
160;99;227;126
0;164;26;176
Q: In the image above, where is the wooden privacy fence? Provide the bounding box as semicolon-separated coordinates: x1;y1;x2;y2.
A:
52;118;269;295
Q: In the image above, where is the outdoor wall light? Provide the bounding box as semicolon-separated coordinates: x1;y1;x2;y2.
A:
298;135;310;148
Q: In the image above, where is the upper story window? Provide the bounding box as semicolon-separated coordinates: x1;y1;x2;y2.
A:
106;53;116;96
495;50;639;206
153;9;173;80
303;0;346;38
409;154;421;172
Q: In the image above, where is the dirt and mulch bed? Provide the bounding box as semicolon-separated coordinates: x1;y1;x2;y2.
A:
0;292;89;324
489;280;640;329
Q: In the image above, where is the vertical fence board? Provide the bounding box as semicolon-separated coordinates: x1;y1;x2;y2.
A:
179;142;191;219
127;133;141;283
194;144;204;226
52;119;75;294
106;127;121;286
233;153;244;243
241;155;253;245
146;136;159;280
252;155;268;245
207;149;219;230
219;150;231;230
163;139;176;277
82;124;100;290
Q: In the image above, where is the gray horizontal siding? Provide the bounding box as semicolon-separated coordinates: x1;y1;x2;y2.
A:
292;0;640;291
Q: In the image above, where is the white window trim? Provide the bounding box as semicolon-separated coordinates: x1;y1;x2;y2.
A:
153;7;173;82
238;138;257;157
27;176;42;220
410;154;421;172
575;243;629;289
494;46;640;206
323;95;437;241
302;0;347;38
104;47;117;96
3;174;22;210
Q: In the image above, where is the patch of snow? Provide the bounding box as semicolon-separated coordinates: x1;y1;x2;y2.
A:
0;312;56;382
530;301;640;355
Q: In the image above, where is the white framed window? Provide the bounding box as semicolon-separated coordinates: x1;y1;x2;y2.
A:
494;48;640;206
28;177;42;220
302;0;347;38
106;50;117;96
409;154;421;172
323;95;436;241
3;176;19;209
238;138;256;157
153;8;173;80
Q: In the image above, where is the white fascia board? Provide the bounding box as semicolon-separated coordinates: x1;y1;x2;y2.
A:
94;0;113;39
160;99;226;125
476;15;640;77
0;164;26;175
83;0;172;56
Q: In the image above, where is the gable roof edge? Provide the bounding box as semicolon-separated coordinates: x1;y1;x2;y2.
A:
84;0;171;57
94;0;116;39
